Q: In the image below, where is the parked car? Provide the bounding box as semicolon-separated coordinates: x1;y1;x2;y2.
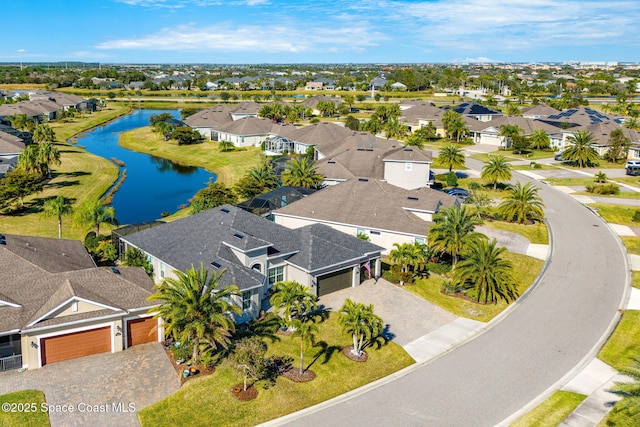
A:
554;152;564;161
445;187;470;200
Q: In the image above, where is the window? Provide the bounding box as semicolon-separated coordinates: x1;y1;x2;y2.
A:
160;262;165;279
268;266;284;286
72;301;78;312
415;237;426;245
251;263;262;273
242;291;252;311
405;163;413;171
356;228;365;236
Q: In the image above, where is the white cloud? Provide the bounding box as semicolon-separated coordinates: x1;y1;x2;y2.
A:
16;49;26;53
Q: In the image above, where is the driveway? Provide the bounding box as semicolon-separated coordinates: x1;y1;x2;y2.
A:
318;279;457;346
0;342;180;427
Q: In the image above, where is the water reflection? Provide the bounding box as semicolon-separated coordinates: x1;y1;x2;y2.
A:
149;155;198;175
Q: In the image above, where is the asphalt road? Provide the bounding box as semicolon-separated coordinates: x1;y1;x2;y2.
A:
279;164;628;426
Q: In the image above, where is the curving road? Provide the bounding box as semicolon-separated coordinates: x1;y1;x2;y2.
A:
280;165;628;426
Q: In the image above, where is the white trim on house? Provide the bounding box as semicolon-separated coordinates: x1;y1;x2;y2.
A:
26;296;122;327
24;312;125;335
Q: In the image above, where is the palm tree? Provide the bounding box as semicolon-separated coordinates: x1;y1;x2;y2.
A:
73;199;118;236
289;318;319;375
281;157;323;189
442;110;465;141
504;104;521;116
32;124;56;143
497;182;545;224
384;118;408;140
625;116;640;130
453;239;518;304
17;145;40;174
428;205;485;267
563;130;599;167
43;195;73;238
607;359;640;425
8;114;32;131
481;154;512;190
529;129;550;150
148;264;240;363
269;281;318;329
498;124;522;150
219;140;234;152
338;298;384;358
388;242;428;279
36;142;61;178
438;145;466;172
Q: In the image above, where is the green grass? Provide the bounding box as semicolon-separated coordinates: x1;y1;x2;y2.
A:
591;203;640;227
598;310;640;371
481;220;549;244
119;127;262;186
470;149;556;163
622;236;640;255
50;105;132;142
633;272;640;289
0;390;50;427
510;390;587;427
431;157;469;170
138;313;414;427
511;163;558;171
406;252;544;322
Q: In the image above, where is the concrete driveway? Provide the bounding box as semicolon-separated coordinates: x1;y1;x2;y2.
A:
318;279;456;346
0;342;180;427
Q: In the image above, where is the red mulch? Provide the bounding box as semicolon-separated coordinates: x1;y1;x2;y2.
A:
231;384;258;401
163;345;215;384
341;346;368;362
281;368;316;382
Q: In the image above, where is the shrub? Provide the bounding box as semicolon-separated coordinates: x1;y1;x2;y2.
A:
170;344;191;362
468;181;481;191
445;171;458;187
587;183;620;195
633;210;640;222
310;117;320;124
83;231;99;251
427;262;452;276
440;280;457;295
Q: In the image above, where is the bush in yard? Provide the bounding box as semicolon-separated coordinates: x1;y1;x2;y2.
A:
633;210;640;222
229;336;268;392
440;280;458;295
445;171;458;187
170;344;191;362
586;183;620;195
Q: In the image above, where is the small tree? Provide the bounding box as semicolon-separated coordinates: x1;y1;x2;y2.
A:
229;336;267;392
338;299;384;358
594;171;607;183
190;183;237;214
219;140;235;152
172;126;203;145
270;281;318;329
121;247;154;276
445;171;458;187
289;318;319;376
43;195;73;238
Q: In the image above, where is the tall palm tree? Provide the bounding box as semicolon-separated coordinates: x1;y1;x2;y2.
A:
563;130;599;167
43;195;73;238
281;157;323;189
384;118;408;140
269;281;318;329
389;242;428;275
625;116;640;130
8;114;32;131
481;154;512;190
504;104;521;116
36;142;61;178
442;110;465;141
17;145;40;174
32;124;56;143
148;264;240;363
529;129;550;150
289;318;319;375
338;298;384;358
428;205;485;267
73;199;118;236
497;182;545;225
438;145;466;172
607;358;640;425
453;239;518;304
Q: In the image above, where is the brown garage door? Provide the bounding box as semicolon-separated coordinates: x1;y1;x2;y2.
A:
127;317;158;347
317;268;352;296
41;326;111;366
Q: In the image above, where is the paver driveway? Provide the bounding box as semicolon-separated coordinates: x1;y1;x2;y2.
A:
318;278;457;346
0;342;180;427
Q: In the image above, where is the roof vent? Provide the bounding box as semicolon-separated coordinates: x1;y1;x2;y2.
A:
328;160;336;164
221;208;230;213
111;267;120;274
233;233;244;240
358;178;369;182
211;261;222;269
404;147;413;151
407;196;419;201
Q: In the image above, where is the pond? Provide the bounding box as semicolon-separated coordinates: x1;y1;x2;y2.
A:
73;109;215;225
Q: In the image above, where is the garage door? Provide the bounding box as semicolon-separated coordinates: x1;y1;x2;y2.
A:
317;268;352;296
126;317;158;347
41;326;111;366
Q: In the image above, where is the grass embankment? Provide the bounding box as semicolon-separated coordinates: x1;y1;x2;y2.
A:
481;220;549;245
138;313;414;427
119;127;262;186
598;310;640;372
0;106;131;239
407;252;544;322
0;390;50;427
591;203;640;227
511;390;587;427
470;149;556;163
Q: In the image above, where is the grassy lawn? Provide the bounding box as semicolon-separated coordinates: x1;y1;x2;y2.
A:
598;310;640;371
481;220;549;244
138;313;414;427
621;236;640;255
469;149;555;164
119;127;262;186
511;390;587;427
431;157;470;170
591;203;639;227
406;252;544;322
633;271;640;289
51;104;132;142
0;390;50;427
573;190;640;200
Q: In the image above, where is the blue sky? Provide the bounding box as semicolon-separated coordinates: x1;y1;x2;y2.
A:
3;0;639;64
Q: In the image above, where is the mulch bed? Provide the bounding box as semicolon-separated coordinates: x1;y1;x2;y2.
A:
163;343;215;384
341;345;368;362
281;368;316;382
231;384;258;401
275;328;293;336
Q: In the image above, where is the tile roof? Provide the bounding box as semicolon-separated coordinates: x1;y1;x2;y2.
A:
287;121;354;156
217;116;277;136
521;104;561;117
183;105;234;128
274;178;459;236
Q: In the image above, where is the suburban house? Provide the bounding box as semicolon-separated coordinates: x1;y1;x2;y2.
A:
448;102;503;122
521;104;561;119
0;127;25;177
467;116;563;148
272;178;459;253
183;102;261;140
399;102;443;132
120;205;384;321
215;117;279;147
305;81;324;91
0;91;94;122
300;95;342;116
236;186;317;217
0;234;162;371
